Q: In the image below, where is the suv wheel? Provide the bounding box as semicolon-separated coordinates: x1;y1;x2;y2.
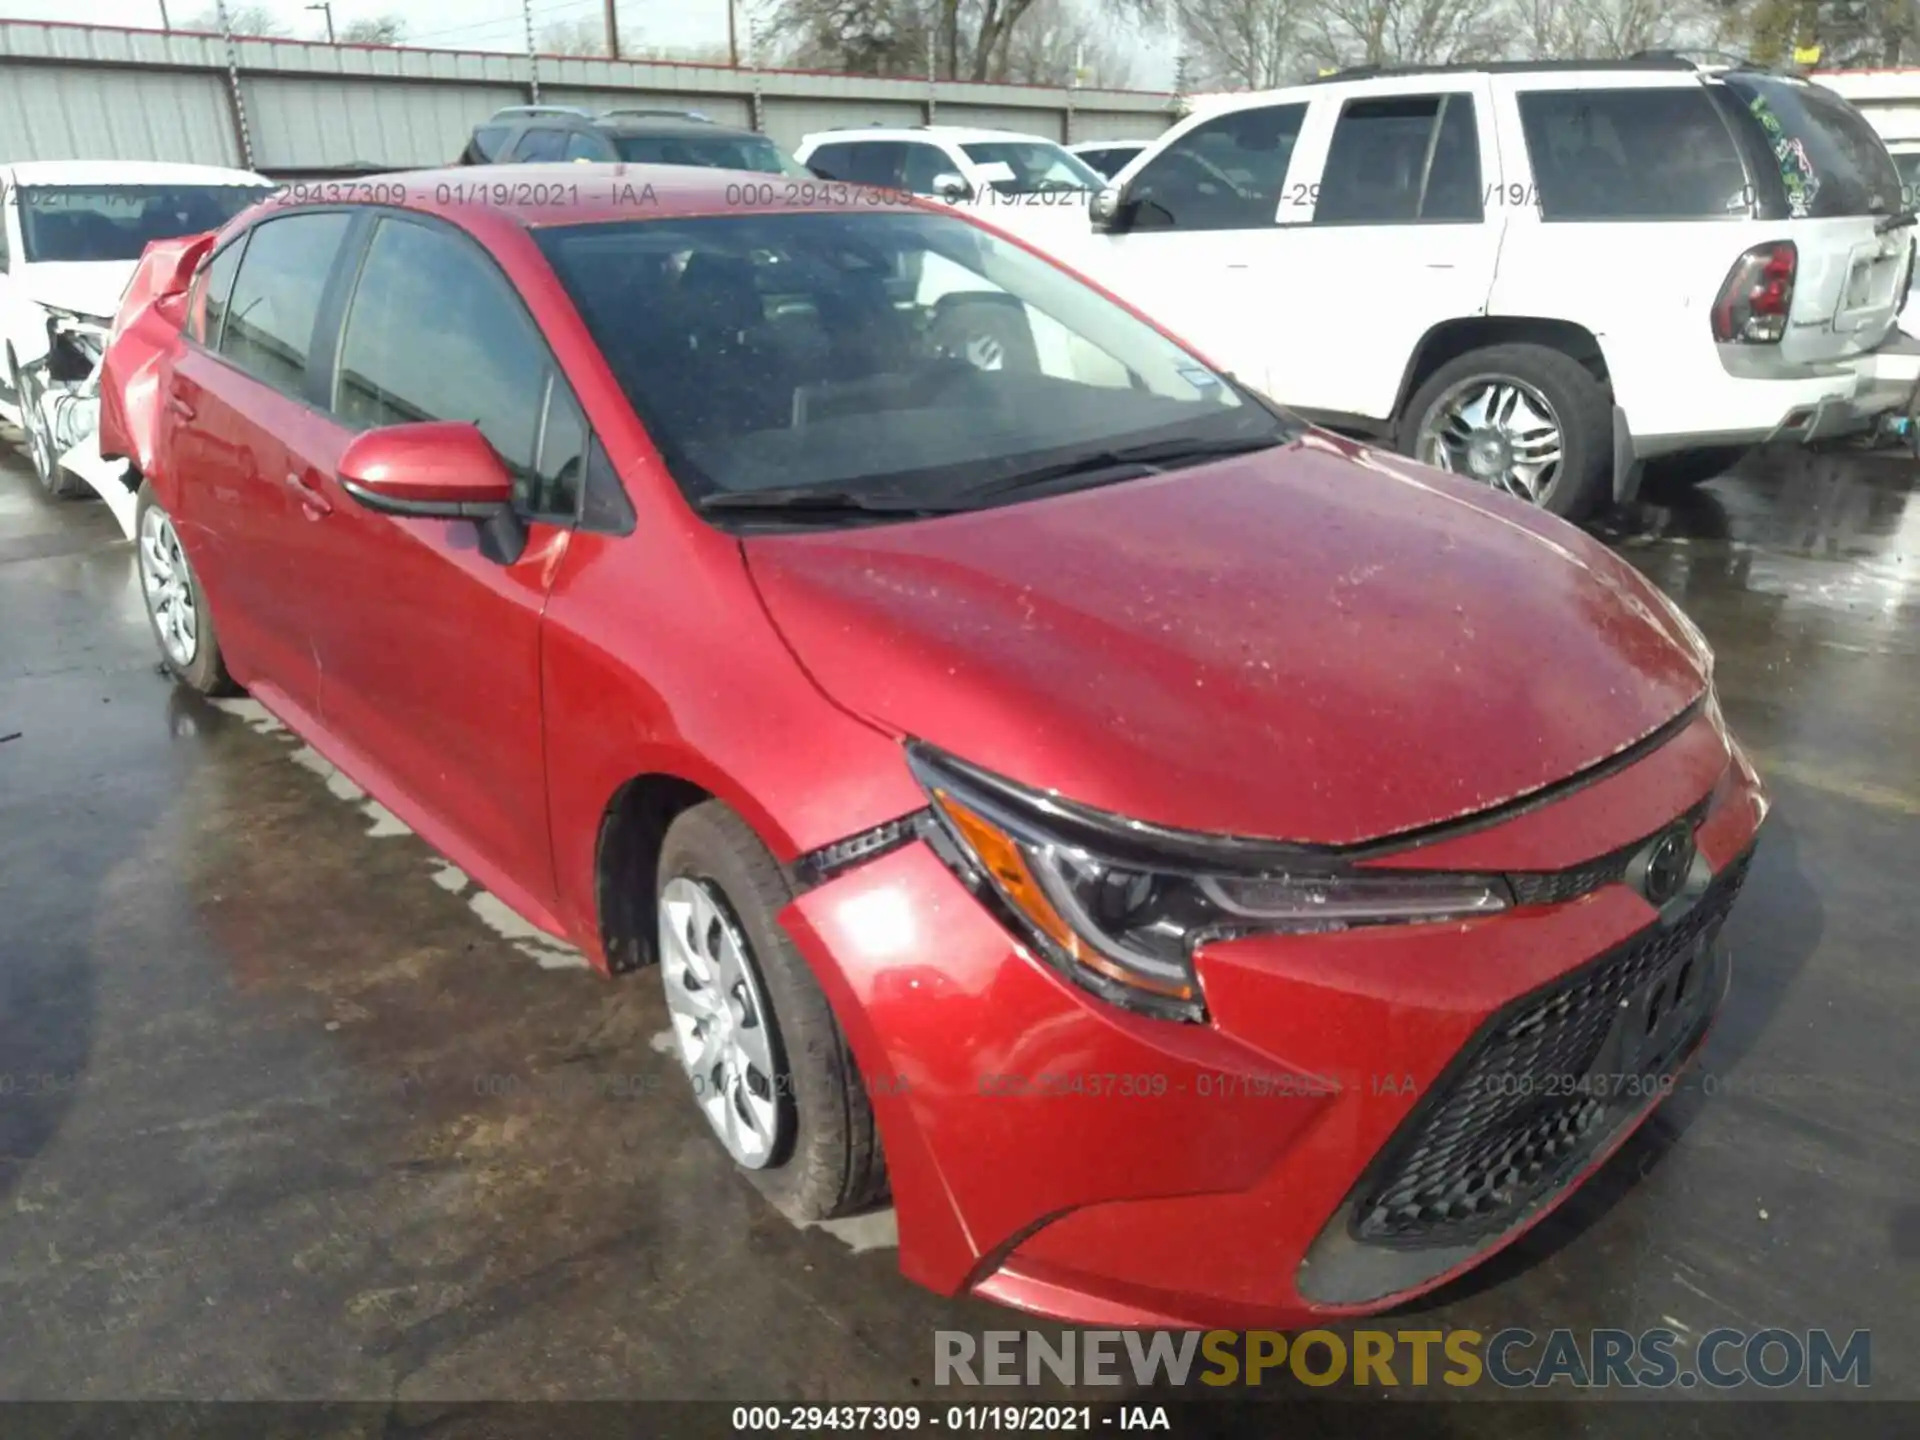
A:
1400;343;1613;520
656;801;887;1222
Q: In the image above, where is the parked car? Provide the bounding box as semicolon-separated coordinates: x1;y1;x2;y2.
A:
1060;57;1920;518
1066;138;1150;179
795;126;1105;246
0;159;273;518
460;104;806;175
101;165;1766;1329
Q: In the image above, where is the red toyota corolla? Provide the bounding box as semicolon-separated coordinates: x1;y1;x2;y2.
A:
100;167;1766;1329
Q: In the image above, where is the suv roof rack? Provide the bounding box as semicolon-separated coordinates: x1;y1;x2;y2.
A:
1312;57;1700;83
488;104;595;120
602;107;713;122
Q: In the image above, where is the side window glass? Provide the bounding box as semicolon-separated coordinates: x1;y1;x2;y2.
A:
1127;103;1306;231
333;217;550;492
806;144;852;179
1518;89;1750;220
217;213;351;394
563;132;603;162
843;143;906;189
513;128;569;162
190;238;244;346
1420;96;1484;222
530;375;588;520
1316;96;1452;225
900;144;954;195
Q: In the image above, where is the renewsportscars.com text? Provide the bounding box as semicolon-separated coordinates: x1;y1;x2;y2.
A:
935;1327;1870;1390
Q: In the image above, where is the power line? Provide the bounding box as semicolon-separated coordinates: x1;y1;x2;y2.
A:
409;0;604;46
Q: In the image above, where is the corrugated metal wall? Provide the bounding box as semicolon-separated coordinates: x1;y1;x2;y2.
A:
0;19;1176;174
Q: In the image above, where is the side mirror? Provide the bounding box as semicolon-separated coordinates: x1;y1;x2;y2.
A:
338;421;514;518
931;172;973;202
339;421;527;563
1089;185;1127;232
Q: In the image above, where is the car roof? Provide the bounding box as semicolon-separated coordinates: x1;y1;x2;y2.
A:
1067;139;1145;150
592;116;763;140
2;159;271;187
245;163;951;233
800;126;1061;147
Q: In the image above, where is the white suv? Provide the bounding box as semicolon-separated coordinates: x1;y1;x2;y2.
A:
1054;59;1920;517
1;160;272;508
794;126;1105;248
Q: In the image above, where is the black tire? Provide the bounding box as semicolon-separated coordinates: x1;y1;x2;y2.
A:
1397;342;1614;521
929;297;1041;375
134;479;239;697
1640;446;1751;492
10;352;87;499
657;801;887;1222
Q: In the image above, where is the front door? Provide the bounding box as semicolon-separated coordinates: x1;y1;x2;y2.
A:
1075;99;1312;390
297;212;587;917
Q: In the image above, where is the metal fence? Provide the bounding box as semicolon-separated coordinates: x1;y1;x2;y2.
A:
0;18;1179;177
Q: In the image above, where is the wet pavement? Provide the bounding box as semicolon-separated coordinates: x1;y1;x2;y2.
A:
0;437;1916;1430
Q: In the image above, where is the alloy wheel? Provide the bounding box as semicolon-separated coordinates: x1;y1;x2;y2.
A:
138;505;199;668
1415;376;1564;506
19;370;57;489
658;875;786;1169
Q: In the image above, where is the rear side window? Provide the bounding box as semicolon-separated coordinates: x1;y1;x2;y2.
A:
189;238;243;346
1315;94;1484;224
1126;103;1306;231
1518;89;1750;220
1725;77;1904;220
466;124;512;163
217;212;352;395
808;142;904;188
333;217;572;516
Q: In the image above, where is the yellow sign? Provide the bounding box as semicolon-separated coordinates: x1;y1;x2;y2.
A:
1792;44;1822;64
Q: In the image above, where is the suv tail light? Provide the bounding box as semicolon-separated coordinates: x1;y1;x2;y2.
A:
1899;238;1916;318
1712;241;1797;344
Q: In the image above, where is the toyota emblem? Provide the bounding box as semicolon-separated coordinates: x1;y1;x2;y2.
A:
1640;827;1695;906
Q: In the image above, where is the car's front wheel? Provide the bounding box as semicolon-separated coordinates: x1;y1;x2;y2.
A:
135;480;237;695
656;801;886;1222
1400;343;1613;520
10;351;86;499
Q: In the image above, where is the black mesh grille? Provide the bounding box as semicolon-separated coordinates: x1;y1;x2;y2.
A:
1503;792;1714;908
1352;846;1753;1248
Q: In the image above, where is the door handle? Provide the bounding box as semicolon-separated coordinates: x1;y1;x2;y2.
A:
165;393;196;419
285;471;332;516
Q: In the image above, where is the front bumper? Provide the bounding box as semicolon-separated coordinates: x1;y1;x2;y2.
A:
779;708;1768;1328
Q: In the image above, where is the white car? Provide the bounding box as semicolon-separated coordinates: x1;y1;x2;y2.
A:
1813;69;1920;333
1;159;273;518
1056;58;1920;517
1066;139;1150;180
793;126;1105;249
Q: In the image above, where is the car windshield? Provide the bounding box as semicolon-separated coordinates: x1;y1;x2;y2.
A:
536;209;1286;517
958;141;1104;195
1724;76;1904;219
611;133;798;176
16;184;272;262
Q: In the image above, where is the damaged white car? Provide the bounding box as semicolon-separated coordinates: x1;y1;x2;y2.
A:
1;161;273;533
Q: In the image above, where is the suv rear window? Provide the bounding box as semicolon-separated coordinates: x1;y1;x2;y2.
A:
612;131;792;175
1517;88;1750;220
1724;76;1904;220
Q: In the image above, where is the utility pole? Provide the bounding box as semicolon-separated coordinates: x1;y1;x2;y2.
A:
727;0;739;68
306;1;334;43
523;0;541;103
603;0;621;59
157;0;172;32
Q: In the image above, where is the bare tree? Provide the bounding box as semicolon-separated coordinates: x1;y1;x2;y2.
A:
1000;0;1137;86
538;17;612;55
184;4;290;36
1305;0;1505;68
770;0;1163;82
1512;0;1718;58
1177;0;1314;88
339;14;407;45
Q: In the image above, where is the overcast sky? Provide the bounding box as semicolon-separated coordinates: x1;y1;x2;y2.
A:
8;0;1176;83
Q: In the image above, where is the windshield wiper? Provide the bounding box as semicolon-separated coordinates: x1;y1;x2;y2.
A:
1874;208;1918;234
948;432;1291;506
696;486;963;517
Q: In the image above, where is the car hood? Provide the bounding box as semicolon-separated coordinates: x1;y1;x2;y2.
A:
17;261;139;322
741;434;1711;846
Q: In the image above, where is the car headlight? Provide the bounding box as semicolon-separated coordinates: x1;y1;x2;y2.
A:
908;745;1511;1023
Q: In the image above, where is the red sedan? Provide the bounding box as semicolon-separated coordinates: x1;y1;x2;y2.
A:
99;167;1766;1329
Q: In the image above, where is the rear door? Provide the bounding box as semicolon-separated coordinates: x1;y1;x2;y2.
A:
169;209;357;714
300;211;582;911
1720;74;1913;362
1267;79;1500;420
